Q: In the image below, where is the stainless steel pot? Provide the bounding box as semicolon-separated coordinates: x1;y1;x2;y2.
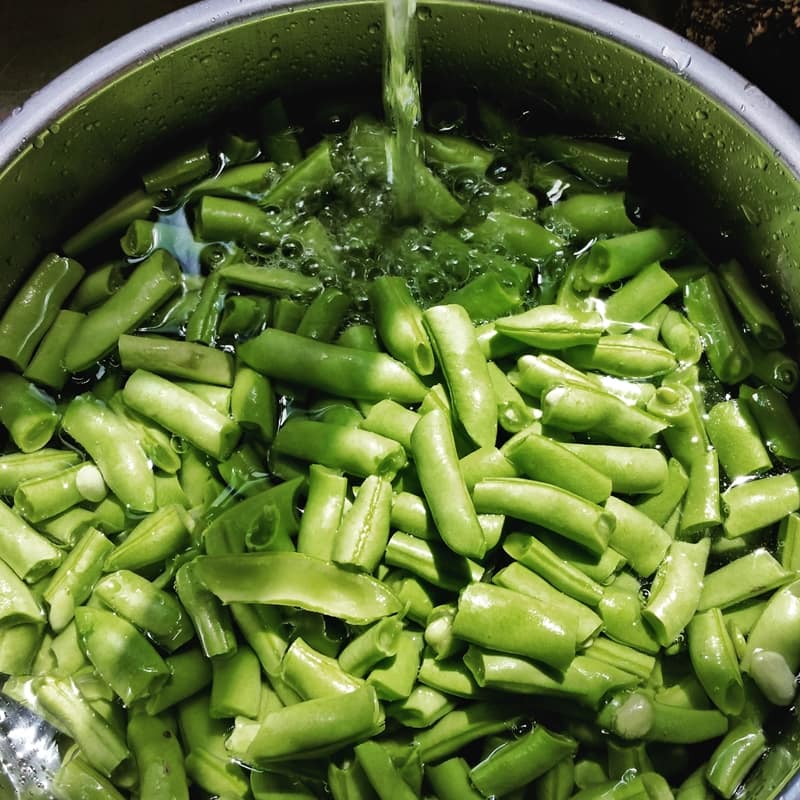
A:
1;0;800;796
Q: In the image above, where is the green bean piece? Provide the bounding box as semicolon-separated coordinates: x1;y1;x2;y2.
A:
503;429;612;504
470;725;578;798
0;448;81;496
474;477;615;556
194;551;402;624
118;333;234;386
23;309;85;390
271;297;307;334
142;142;212;192
382;570;438;628
93;570;193;652
0;372;59;453
74;604;170;704
184;159;272;199
105;504;191;572
472;210;564;261
387;685;455;729
660;309;703;365
687;608;745;716
562;334;677;379
360;399;419;451
251;772;318;799
717;258;785;349
122;369;241;460
385;531;484;590
119;218;157;258
464;647;636;707
497;304;604;350
127;711;189;800
0;622;43;674
778;512;800;571
632;459;688;528
533;136;630;185
680;449;722;538
442;270;528;323
417;651;483;698
486;361;536;434
185;270;226;345
281;637;363;700
705;721;767;799
542;383;667;446
535;756;575;800
647;383;708;470
295;287;352;342
368;631;423;701
452;581;577;670
603;497;670;577
413;701;522;763
14;463;105;523
257;96;303;164
643;538;710;647
36;675;130;778
0;252;85;369
721;470;800;538
333;475;392;573
296;465;347;560
209;645;262;719
746;339;799;395
561;443;669;497
684;273;753;384
580;229;683;287
338;323;381;352
426;757;484;800
423;304;497;448
424;130;494;172
460;445;520;492
628;300;670;341
368;276;434;375
493;562;602;645
63;249;182;373
503;531;604;607
597;572;661;655
351;740;418;800
218;293;272;338
741;384;800;465
706;399;771;481
602;262;679;334
226;368;275;446
217;263;322;301
52;746;126;800
0;554;44;627
337;617;403;678
243;685;384;765
194;195;279;247
411;409;486;560
328;759;380;800
0;498;62;583
261;138;335;209
239;328;427;403
228;603;289;679
273;418;406;479
540;191;635;240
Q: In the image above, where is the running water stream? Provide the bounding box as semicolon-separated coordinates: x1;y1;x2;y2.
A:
383;0;423;222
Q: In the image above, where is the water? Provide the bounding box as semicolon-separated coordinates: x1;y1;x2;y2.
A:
383;0;422;221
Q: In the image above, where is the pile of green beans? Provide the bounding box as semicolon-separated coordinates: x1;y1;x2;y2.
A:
0;95;799;800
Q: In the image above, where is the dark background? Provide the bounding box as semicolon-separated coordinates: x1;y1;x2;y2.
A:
0;0;797;122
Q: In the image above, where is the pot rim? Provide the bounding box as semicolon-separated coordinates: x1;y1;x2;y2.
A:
0;0;799;179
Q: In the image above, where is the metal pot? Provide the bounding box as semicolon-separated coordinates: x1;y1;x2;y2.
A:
1;0;799;796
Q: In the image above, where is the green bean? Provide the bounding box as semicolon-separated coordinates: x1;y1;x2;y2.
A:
382;570;438;628
561;443;669;496
364;630;422;702
717;258;785;349
0;372;59;453
184;160;272;199
740;384;800;465
259;140;335;210
503;531;604;607
63;249;182;373
273;417;406;479
52;746;126;800
647;384;708;469
385;531;484;590
118;333;234;385
487;361;537;434
411;409;487;559
281;637;363;700
338;323;381;352
423;304;497;448
0;252;85;369
541;383;667;446
0;498;62;582
474;477;615;556
94;570;193;652
185;270;226;345
442;271;527;323
470;726;578;798
493;562;602;645
328;758;379;800
426;757;483;800
632;302;671;341
127;711;189;800
251;772;319;799
240;328;427;403
604;497;670;577
23;309;85;390
360;399;419;451
562;334;677;379
36;675;130;778
452;581;577;670
0;449;81;496
778;512;800;571
580;229;683;286
602;262;679;334
242;685;384;765
333;475;392;572
533;136;630;185
540;191;635;240
295;287;352;342
194;196;280;246
680;449;722;538
351;741;417;800
471;209;565;261
460;445;520;492
660;308;703;365
706;399;771;480
14;462;105;523
387;685;455;729
584;637;656;681
705;721;767;799
142;143;212;192
295;465;346;560
257;96;303;164
119;219;158;258
195;551;402;624
597;572;661;655
209;644;262;718
218;293;272;337
496;305;604;349
748;339;799;394
368;276;434;375
721;470;800;538
643;538;710;647
684;273;753;384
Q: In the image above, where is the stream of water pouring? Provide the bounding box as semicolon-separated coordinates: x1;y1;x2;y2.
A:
383;0;423;221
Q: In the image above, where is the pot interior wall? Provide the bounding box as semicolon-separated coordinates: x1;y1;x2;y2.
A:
1;0;799;325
